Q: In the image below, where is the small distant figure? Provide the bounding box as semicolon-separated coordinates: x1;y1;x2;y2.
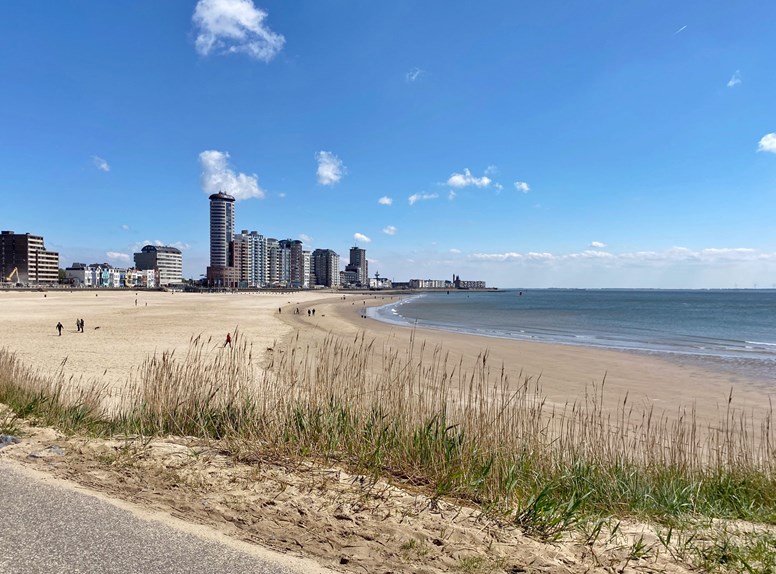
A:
278;307;282;314
75;319;80;332
307;309;311;317
296;307;299;315
135;299;138;306
80;319;85;332
56;322;63;336
225;333;232;348
312;308;315;316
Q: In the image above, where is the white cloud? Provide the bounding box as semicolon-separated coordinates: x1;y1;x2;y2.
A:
405;67;424;82
378;196;393;206
121;224;130;231
673;25;687;35
449;248;461;254
92;156;110;172
299;233;313;244
757;133;776;154
727;70;742;88
494;182;503;192
192;0;284;62
316;151;346;185
353;233;371;243
448;190;456;200
469;246;770;265
485;165;499;176
408;192;439;205
590;241;607;248
106;251;130;263
514;181;530;193
447;168;491;188
382;225;397;236
199;150;265;200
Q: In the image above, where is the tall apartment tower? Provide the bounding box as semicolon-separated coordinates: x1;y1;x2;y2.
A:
279;239;305;288
233;230;265;288
0;231;59;285
209;192;235;266
347;246;368;287
206;191;238;287
312;249;340;288
302;251;311;289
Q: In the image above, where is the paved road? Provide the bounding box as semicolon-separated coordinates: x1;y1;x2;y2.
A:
0;461;332;574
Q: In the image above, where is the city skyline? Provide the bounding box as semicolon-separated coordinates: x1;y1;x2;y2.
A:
2;2;776;288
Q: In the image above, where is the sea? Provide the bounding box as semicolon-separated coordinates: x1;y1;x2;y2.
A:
367;289;776;382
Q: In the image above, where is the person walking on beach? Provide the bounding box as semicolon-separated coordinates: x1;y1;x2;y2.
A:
56;322;63;336
80;319;85;332
75;319;80;332
224;333;232;348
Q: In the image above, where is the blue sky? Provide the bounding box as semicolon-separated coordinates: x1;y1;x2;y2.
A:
2;1;776;288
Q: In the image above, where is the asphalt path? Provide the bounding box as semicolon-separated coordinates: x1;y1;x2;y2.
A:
0;461;333;574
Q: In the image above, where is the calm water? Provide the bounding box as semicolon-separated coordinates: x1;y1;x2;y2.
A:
368;289;776;381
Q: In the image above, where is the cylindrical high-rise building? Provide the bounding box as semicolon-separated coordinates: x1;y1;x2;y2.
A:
209;192;235;267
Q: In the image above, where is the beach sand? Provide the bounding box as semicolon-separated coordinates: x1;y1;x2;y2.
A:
278;293;775;424
0;288;772;422
0;289;329;386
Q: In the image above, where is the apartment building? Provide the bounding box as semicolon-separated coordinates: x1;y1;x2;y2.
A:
346;246;368;287
133;245;182;286
311;249;340;287
0;231;59;284
207;191;237;288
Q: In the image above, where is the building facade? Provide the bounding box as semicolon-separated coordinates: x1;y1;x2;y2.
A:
1;231;59;285
302;250;311;289
311;249;340;288
65;263;157;288
134;245;182;286
278;239;305;288
346;246;368;287
207;191;237;287
265;238;280;286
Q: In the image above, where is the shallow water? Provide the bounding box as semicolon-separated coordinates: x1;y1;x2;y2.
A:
368;289;776;383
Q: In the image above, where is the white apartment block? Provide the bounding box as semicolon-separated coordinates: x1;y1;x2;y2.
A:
134;245;182;286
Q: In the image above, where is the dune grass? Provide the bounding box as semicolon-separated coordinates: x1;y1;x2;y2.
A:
1;331;774;571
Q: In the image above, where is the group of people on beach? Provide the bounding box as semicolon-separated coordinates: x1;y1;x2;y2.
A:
55;319;85;335
285;307;316;316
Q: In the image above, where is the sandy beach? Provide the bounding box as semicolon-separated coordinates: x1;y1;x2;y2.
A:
3;288;775;574
0;288;772;422
278;292;775;424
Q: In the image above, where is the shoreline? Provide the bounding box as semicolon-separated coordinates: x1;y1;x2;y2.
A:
0;289;772;425
365;295;776;391
278;293;775;424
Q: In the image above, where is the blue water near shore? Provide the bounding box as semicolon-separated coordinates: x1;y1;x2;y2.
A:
367;289;776;381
